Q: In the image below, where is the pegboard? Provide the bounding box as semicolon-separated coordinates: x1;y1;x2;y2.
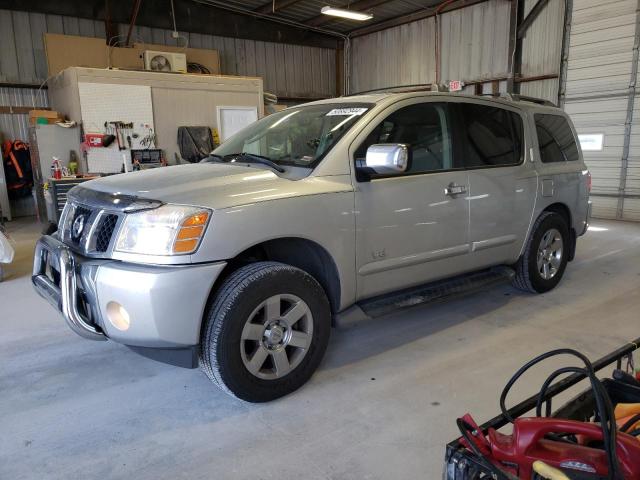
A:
78;82;155;173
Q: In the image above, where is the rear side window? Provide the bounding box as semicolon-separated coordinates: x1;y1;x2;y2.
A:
459;104;523;168
535;114;580;163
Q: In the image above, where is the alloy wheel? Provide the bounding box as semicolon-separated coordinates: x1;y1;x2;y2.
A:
537;228;563;280
240;294;313;380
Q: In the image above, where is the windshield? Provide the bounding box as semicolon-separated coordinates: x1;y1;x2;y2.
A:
211;103;373;168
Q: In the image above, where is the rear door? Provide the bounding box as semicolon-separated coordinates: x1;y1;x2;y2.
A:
457;101;538;267
533;112;589;233
352;99;471;300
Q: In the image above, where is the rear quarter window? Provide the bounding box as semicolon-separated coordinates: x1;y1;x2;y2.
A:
535;114;580;163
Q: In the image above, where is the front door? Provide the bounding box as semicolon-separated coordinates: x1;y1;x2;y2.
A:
352;100;471;300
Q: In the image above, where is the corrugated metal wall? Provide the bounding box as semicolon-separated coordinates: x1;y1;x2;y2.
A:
519;0;565;101
438;0;511;84
350;17;436;94
0;87;49;144
350;1;513;94
0;9;336;142
562;0;640;221
350;0;563;103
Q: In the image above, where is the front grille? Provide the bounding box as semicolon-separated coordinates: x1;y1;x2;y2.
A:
60;202;121;256
95;214;118;252
69;205;93;247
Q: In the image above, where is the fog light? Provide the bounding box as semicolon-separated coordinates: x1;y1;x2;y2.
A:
106;301;130;331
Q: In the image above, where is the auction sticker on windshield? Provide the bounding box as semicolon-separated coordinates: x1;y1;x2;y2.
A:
326;107;368;116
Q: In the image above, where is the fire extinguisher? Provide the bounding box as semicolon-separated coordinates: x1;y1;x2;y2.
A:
51;157;62;180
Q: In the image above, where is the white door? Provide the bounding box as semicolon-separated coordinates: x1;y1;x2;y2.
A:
352;100;471;300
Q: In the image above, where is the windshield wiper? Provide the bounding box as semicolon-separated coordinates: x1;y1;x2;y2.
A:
224;153;286;173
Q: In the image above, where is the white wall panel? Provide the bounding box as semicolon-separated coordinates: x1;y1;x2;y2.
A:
563;0;640;220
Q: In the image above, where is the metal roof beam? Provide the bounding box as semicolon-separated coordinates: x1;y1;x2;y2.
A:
305;0;389;27
0;0;340;47
254;0;306;14
516;0;550;39
348;0;489;37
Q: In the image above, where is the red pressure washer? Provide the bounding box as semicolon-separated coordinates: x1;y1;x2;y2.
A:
445;339;640;480
458;415;640;479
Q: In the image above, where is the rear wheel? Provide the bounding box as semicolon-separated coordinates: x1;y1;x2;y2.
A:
200;261;331;402
513;212;569;293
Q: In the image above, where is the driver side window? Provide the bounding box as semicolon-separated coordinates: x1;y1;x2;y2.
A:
354;102;457;175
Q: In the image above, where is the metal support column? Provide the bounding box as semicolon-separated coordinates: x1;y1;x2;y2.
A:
558;0;573;108
507;0;521;93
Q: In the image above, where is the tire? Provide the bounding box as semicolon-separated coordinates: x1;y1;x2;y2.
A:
199;261;331;402
513;212;569;294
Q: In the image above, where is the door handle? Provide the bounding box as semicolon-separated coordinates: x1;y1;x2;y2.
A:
444;184;467;196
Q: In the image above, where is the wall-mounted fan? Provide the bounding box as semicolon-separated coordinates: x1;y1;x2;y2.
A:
143;51;187;73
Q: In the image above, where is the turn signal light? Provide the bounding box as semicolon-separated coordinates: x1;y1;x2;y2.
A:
183;212;209;227
177;226;204;240
172;211;209;254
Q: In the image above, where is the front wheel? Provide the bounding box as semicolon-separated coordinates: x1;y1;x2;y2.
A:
513;212;569;293
200;261;331;402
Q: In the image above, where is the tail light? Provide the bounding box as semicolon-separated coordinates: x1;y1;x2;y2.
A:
586;171;592;193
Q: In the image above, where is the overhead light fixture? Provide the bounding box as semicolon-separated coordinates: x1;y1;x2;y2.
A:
321;6;373;21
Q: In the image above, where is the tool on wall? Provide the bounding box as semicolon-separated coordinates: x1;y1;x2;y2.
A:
109;121;124;150
85;133;115;148
105;121;135;150
140;124;157;149
87;121;146;153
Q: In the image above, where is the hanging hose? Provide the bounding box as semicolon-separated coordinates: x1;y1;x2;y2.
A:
499;348;623;480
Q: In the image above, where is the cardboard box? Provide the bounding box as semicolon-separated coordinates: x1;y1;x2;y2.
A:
29;109;62;125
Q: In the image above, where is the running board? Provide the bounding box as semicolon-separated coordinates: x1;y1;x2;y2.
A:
357;267;515;319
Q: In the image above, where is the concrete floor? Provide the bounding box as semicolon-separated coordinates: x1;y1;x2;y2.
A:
1;218;639;480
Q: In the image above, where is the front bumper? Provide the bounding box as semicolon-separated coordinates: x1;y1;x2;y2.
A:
32;234;225;350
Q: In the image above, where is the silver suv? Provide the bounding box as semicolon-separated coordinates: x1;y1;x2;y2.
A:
33;92;591;402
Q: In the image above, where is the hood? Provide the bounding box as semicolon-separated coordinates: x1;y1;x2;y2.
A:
80;163;300;210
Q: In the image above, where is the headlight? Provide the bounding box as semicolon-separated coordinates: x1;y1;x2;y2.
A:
115;205;211;256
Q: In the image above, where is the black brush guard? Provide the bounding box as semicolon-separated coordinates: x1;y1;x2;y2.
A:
444;337;640;479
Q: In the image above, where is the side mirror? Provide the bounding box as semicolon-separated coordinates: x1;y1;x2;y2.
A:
364;144;410;175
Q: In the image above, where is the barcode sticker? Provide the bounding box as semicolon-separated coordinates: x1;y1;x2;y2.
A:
326;108;368;116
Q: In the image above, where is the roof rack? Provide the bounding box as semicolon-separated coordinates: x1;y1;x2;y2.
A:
345;85;557;107
345;83;450;96
479;92;556;107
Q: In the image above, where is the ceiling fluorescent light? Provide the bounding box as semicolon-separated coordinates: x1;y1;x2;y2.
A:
321;6;373;21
